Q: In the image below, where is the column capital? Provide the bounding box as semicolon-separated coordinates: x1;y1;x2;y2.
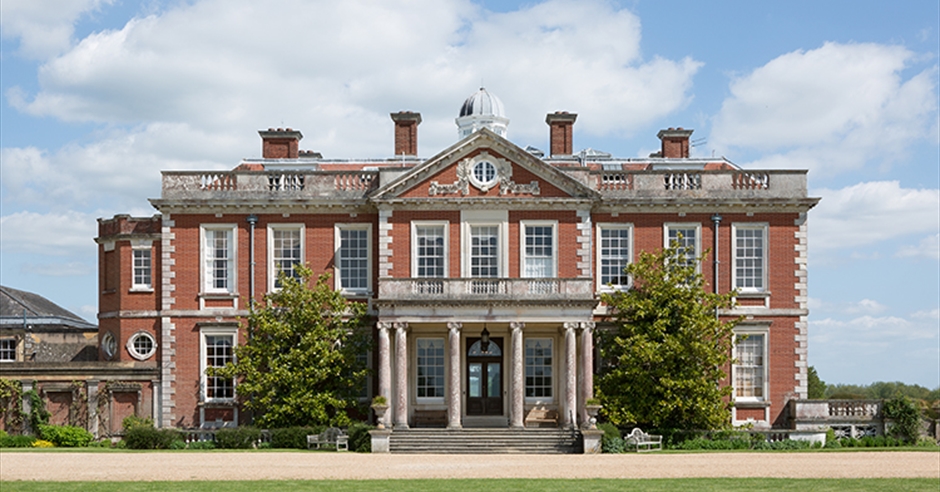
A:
393;322;409;333
510;321;525;332
562;321;579;332
580;321;595;333
447;321;462;333
377;321;392;332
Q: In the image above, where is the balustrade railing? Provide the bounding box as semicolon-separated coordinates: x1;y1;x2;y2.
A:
162;170;378;199
378;278;594;301
589;170;807;198
827;400;881;418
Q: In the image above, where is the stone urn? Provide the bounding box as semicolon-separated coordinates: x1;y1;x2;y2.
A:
584;403;602;430
372;398;390;430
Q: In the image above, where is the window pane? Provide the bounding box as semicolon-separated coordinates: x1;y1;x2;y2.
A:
734;334;764;398
600;228;631;287
206;334;234;399
0;339;15;361
416;338;445;398
735;228;764;290
207;229;232;291
133;249;152;287
524;225;554;278
339;228;369;290
470;226;499;277
667;227;697;268
524;339;552;398
273;228;302;288
415;225;445;277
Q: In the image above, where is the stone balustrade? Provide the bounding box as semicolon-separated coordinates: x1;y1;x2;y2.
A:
161;170;379;200
378;278;595;302
591;170;808;199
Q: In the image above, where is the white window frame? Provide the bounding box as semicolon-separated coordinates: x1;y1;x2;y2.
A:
126;331;157;361
461;210;509;278
131;240;153;291
0;338;16;362
200;224;238;295
596;223;633;292
411;221;448;278
524;337;555;403
664;223;701;272
415;337;446;403
731;223;768;293
200;326;237;403
520;220;557;278
732;326;769;404
334;223;372;296
267;223;305;292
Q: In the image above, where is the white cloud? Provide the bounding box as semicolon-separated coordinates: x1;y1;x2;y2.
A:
896;233;940;260
911;308;940;320
0;211;97;256
0;0;114;58
810;181;940;251
812;315;936;343
19;261;94;277
711;42;937;177
10;0;699;161
844;299;888;315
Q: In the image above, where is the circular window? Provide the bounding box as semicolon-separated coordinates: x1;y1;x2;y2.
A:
127;331;157;360
102;332;116;360
473;161;496;187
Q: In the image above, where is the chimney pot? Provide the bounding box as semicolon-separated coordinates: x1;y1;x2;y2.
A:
546;111;578;157
391;111;422;156
656;127;694;158
259;128;304;159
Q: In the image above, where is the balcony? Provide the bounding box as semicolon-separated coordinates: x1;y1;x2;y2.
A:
159;170;379;201
377;278;596;303
591;169;809;200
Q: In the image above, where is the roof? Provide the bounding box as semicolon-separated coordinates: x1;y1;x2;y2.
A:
459;87;506;118
0;285;97;330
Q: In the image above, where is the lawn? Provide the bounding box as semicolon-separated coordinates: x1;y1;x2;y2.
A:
1;479;937;491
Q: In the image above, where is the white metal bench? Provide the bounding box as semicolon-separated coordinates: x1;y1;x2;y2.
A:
307;427;349;451
624;427;662;452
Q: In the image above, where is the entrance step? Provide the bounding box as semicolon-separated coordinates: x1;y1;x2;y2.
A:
388;428;582;454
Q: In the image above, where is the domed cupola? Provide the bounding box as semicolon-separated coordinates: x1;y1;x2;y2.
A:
456;87;510;139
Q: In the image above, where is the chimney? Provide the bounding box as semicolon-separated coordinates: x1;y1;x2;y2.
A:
259;128;303;159
546;111;577;156
391;111;421;156
656;127;693;158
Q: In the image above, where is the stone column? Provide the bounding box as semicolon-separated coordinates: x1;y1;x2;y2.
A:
393;322;409;429
87;381;99;439
563;322;578;429
21;380;33;435
510;322;525;428
447;322;462;429
579;322;595;427
377;322;392;403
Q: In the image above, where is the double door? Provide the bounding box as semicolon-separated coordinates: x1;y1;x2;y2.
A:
466;337;503;416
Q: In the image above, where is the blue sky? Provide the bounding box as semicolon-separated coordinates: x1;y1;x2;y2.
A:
1;0;938;388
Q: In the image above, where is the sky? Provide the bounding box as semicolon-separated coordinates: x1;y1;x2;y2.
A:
1;0;938;388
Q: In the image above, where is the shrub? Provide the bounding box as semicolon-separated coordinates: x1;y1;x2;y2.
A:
883;395;921;444
168;439;187;450
214;426;261;449
38;424;93;447
32;439;54;448
123;425;181;449
271;426;321;449
598;422;624;453
187;439;216;450
1;434;36;448
122;415;154;431
347;422;373;452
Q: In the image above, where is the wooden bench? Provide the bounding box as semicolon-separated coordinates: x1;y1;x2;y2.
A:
414;410;447;428
623;427;662;452
524;408;559;428
307;427;349;451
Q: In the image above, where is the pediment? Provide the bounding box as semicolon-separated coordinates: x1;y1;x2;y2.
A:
371;129;598;202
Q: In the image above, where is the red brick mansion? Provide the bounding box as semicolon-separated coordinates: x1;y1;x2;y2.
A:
94;88;818;437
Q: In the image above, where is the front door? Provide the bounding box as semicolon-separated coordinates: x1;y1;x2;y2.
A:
466;337;503;416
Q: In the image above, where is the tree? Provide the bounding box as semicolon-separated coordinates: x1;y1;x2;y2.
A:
210;266;371;428
597;242;738;431
807;366;826;399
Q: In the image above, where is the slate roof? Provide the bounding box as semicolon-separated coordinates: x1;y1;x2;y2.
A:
0;285;96;330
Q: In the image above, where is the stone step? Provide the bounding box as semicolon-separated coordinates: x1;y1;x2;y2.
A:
388;428;582;454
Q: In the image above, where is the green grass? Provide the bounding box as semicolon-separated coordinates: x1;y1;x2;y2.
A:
0;479;936;491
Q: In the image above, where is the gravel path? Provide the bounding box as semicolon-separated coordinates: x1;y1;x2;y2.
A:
2;451;938;481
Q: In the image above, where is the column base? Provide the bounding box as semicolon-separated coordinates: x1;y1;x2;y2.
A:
369;429;392;453
582;429;604;454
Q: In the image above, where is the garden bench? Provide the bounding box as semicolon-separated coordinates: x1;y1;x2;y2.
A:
524;408;559;428
307;427;349;451
624;427;662;452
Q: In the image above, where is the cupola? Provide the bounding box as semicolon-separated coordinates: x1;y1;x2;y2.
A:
456;87;509;139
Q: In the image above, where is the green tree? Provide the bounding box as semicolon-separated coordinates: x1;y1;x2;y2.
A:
210;266;371;428
807;366;826;399
597;242;738;431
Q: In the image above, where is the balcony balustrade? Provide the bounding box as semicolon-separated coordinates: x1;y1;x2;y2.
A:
378;278;595;302
591;169;808;199
161;170;379;200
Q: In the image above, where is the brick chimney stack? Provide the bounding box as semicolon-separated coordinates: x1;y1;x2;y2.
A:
656;127;694;158
545;112;577;157
391;111;422;156
259;128;303;159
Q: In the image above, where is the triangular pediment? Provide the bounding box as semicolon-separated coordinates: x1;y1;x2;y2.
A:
371;129;599;201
